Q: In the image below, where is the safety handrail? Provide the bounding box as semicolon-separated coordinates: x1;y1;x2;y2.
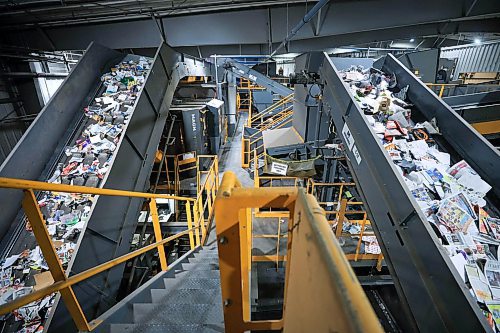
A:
214;171;383;332
425;82;500;98
249;93;293;123
307;179;384;267
0;155;219;331
253;106;293;131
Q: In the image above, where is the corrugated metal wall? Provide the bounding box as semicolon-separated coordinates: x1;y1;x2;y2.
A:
0;77;25;165
441;41;500;80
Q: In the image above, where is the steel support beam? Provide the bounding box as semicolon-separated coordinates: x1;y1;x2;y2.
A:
1;1;498;53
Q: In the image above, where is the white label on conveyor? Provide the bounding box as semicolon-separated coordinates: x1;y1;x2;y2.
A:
352;144;362;165
270;162;288;176
342;123;355;150
249;74;257;82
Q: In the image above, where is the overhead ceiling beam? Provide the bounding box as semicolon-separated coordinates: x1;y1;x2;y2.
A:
1;0;498;53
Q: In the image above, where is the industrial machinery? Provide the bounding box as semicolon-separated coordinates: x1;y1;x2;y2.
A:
1;42;499;333
0;42;216;332
319;53;499;332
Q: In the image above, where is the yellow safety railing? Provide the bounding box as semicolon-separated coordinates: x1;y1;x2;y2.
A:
249;93;293;127
425;82;500;98
0;156;219;331
214;171;383;333
253;106;293;131
241;138;251;168
308;179;384;269
240;102;293;168
195;155;219;244
238;89;252;114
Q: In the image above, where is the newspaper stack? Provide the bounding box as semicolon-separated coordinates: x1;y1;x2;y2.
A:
341;65;499;331
0;56;151;333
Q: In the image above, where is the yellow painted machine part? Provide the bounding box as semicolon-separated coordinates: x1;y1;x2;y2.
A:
472;120;500;135
283;191;383;333
215;171;383;333
0;155;220;331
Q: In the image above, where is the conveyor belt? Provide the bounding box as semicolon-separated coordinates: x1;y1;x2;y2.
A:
0;42;214;332
319;53;499;332
219;57;293;96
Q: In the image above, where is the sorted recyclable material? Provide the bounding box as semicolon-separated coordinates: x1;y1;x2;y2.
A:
0;56;151;332
341;65;499;331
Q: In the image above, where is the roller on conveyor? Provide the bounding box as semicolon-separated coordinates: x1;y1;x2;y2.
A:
0;42;214;332
319;53;500;332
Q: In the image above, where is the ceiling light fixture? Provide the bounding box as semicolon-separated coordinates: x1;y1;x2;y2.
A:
410;38;415;42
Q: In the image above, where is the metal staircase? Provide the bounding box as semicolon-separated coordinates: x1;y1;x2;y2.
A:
107;243;223;333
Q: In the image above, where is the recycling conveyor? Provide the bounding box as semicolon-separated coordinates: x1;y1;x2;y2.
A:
319;53;500;332
0;42;214;332
219;57;293;97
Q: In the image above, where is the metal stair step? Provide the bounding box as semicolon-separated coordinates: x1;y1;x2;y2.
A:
164;277;221;290
151;287;221;304
109;323;223;333
182;262;219;270
194;251;219;257
133;303;224;325
188;256;219;264
169;268;220;279
200;247;218;252
194;253;219;259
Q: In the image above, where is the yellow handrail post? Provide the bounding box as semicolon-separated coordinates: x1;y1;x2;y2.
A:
354;213;367;262
198;197;206;240
193;200;201;247
22;189;91;331
238;207;252;322
336;199;348;238
377;254;384;272
215;156;220;190
185;201;195;250
254;149;259;188
439;84;445;98
196;157;201;194
149;199;168;271
276;218;281;270
206;183;213;223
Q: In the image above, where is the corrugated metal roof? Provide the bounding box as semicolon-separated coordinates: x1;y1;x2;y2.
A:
441;41;500;80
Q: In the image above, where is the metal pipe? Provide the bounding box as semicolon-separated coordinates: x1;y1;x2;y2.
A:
270;0;330;57
0;72;67;78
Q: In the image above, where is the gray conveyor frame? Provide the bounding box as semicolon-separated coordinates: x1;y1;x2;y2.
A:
320;52;497;332
0;41;213;332
0;43;123;252
219;57;293;97
46;43;214;332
